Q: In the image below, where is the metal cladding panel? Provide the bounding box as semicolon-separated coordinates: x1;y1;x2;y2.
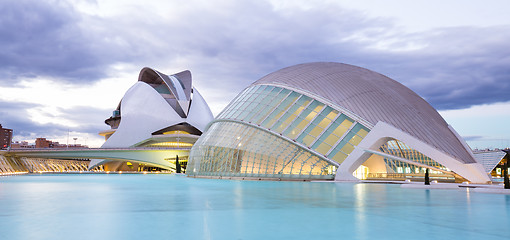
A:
253;62;476;164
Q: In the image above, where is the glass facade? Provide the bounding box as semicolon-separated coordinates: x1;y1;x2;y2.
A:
380;140;448;174
187;122;335;180
189;84;371;180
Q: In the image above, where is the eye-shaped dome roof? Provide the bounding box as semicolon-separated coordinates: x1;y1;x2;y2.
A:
254;62;474;164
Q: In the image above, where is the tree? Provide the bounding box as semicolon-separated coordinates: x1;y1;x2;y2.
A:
424;168;430;185
504;160;509;189
176;155;181;174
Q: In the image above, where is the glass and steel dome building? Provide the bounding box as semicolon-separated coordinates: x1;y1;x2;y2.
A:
187;62;489;183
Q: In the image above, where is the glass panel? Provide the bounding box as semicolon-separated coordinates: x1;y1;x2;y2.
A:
301;135;315;146
349;135;363;146
330;151;347;164
335;118;354;137
312;122;338;147
262;91;301;128
340;143;355;155
240;86;275;120
311;114;353;152
251;88;289;124
236;100;258;120
315;117;332;132
357;128;369;138
188;121;336;180
296;106;332;145
272;96;311;133
315;142;332;155
283;101;323;138
323;133;340;146
348;123;368;144
326;109;339;120
230;86;265;120
244;87;281;121
218;86;254;118
285;118;311;139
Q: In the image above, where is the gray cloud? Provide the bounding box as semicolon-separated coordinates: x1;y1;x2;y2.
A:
1;0;510;143
0;99;108;142
367;26;510;110
0;100;63;138
60;106;111;133
105;1;509;111
2;1;508;110
463;136;485;141
0;0;135;84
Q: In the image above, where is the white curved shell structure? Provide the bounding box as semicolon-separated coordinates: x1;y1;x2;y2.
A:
91;68;214;171
103;68;213;148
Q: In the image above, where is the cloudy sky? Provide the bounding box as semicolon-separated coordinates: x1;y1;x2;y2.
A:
0;0;509;149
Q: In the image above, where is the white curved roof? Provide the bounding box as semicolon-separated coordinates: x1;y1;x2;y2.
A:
254;62;475;164
101;68;214;148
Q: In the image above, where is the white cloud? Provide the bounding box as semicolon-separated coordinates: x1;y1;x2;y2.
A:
0;68;135;112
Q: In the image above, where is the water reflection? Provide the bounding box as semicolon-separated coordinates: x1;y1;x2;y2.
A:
506;195;510;216
0;175;509;240
353;184;368;240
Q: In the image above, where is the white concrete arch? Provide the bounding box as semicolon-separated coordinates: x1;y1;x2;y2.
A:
335;121;490;183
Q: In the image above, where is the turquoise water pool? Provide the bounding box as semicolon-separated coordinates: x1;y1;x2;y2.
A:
0;174;508;240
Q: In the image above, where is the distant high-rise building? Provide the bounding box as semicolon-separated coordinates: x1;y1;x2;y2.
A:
0;124;13;149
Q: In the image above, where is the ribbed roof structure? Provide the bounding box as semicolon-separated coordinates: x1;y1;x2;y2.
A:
254;62;475;164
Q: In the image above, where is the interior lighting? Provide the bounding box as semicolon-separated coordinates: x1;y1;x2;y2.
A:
149;142;193;147
163;130;190;135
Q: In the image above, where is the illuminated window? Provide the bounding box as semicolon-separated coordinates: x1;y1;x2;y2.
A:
272;96;312;132
188;122;336;180
162;130;190;135
147;142;193;148
262;92;301;128
283;101;324;138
